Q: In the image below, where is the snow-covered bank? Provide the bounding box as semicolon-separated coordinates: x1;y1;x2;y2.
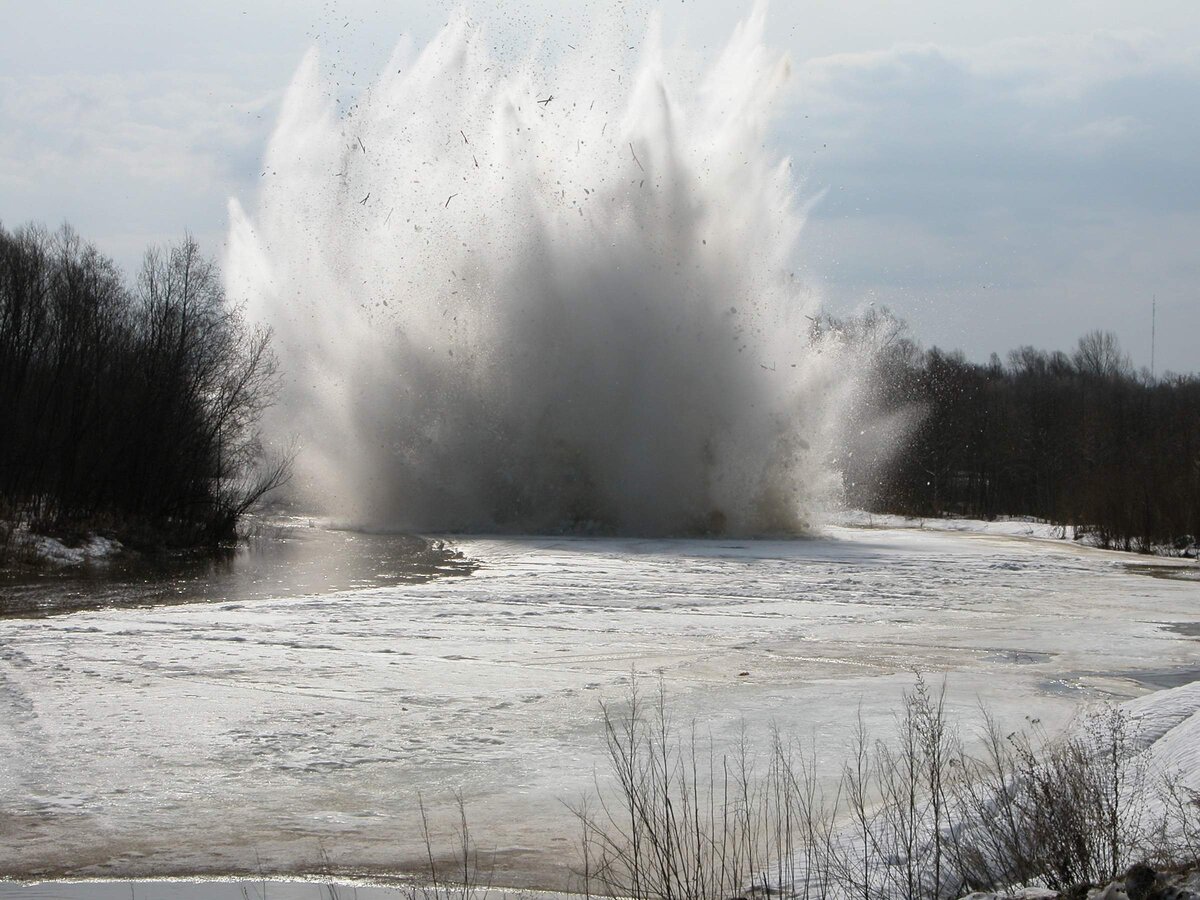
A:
1128;678;1200;807
22;534;123;567
962;864;1200;899
835;510;1072;542
836;509;1200;559
0;523;124;568
965;868;1200;900
961;680;1200;900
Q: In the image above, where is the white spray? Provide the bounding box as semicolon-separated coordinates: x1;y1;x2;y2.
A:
226;4;856;535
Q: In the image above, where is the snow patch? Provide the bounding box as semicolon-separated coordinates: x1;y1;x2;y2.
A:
835;510;1071;541
836;510;1200;560
12;530;123;566
1128;679;1200;805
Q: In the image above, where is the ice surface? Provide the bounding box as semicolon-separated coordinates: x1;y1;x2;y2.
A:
1;523;1198;889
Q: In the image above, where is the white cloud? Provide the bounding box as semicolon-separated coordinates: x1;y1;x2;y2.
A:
787;30;1200;371
0;71;277;266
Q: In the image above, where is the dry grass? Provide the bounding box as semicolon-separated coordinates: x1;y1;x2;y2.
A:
308;674;1198;900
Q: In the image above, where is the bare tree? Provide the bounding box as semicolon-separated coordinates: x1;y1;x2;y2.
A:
0;222;288;553
1073;330;1132;380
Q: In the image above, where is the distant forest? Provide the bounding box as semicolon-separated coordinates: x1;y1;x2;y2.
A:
0;222;288;552
2;220;1197;555
833;308;1200;553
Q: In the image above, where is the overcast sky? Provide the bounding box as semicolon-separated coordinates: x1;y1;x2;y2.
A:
2;1;1197;373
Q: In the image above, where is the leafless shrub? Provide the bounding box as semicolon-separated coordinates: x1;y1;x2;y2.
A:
574;677;785;900
1152;772;1200;867
406;793;495;900
575;676;1190;900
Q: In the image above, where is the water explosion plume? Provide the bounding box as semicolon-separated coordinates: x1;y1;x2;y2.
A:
227;4;855;535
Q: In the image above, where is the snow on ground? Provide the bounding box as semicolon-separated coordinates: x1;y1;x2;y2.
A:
26;534;123;566
2;526;124;567
948;681;1200;900
836;510;1200;556
1128;678;1200;801
0;522;1198;890
835;510;1073;541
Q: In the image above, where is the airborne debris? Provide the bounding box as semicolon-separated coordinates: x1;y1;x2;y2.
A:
629;143;644;172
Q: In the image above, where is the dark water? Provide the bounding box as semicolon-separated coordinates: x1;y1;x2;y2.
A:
0;523;474;619
1124;562;1200;582
1124;666;1200;689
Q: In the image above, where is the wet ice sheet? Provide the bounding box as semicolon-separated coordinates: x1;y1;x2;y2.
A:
1;526;1198;889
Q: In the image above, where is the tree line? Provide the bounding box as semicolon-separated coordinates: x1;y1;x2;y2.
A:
2;218;1195;554
0;221;288;551
832;308;1200;553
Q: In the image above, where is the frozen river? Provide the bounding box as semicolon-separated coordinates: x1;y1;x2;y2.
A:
1;522;1198;890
